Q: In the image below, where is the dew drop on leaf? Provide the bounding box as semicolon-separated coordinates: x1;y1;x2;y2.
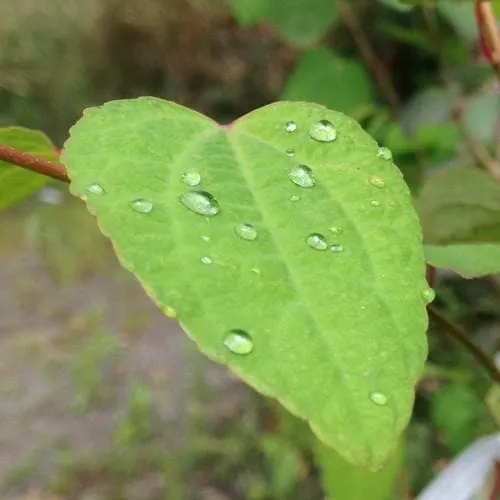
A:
235;223;258;241
288;165;315;188
306;233;328;251
201;235;210;243
309;119;337;143
223;330;254;355
377;147;392;161
329;226;343;235
422;287;436;304
130;198;153;214
285;121;297;133
180;191;220;217
370;200;382;207
370;392;388;406
370;176;385;188
290;194;301;202
286;148;295;157
181;171;201;187
330;244;344;253
86;183;105;196
201;256;212;265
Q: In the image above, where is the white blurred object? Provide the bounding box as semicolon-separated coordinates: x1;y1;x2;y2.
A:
416;434;500;500
38;187;63;206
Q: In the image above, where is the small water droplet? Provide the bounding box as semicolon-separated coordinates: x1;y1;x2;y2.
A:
286;148;295;157
201;256;212;265
289;165;315;188
329;226;343;235
306;233;328;251
251;267;261;275
235;223;258;241
422;287;436;304
130;198;153;214
180;191;220;217
285;121;297;133
201;235;210;243
223;330;254;355
330;244;344;253
377;147;392;161
181;171;201;187
370;176;385;188
290;194;301;202
309;119;337;143
370;200;382;207
370;392;388;406
86;183;105;196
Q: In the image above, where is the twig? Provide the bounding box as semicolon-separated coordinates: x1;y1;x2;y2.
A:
478;0;500;80
0;144;69;183
428;304;500;383
338;0;400;115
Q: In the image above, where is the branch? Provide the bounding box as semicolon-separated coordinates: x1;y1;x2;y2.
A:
0;144;69;183
428;304;500;383
338;0;400;115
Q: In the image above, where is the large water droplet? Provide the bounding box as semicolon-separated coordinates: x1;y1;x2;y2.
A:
330;244;344;253
377;147;392;161
329;226;343;235
309;120;337;143
289;165;315;188
181;171;201;187
180;191;219;217
86;183;105;196
223;330;254;355
130;198;153;214
201;256;212;265
285;121;297;133
370;176;385;188
306;233;328;251
286;148;295;157
422;287;436;304
235;223;258;241
370;392;388;406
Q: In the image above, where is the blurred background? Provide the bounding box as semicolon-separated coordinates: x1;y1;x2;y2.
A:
1;0;500;498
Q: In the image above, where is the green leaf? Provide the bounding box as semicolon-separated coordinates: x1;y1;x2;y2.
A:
425;244;500;278
437;0;479;42
62;97;429;469
315;440;403;500
485;384;500;427
0;127;57;210
282;48;373;118
231;0;268;25
379;0;414;12
415;167;500;244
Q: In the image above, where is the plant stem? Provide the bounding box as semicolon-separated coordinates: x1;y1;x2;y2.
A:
428;304;500;383
0;144;69;183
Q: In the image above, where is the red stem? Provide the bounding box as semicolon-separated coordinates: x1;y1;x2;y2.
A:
0;144;69;183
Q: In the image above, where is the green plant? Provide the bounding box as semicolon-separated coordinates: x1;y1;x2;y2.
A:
3;0;500;497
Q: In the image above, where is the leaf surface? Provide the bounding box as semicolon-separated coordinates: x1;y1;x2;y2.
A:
62;97;428;469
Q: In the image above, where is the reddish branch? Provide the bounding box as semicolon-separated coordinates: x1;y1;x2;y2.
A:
0;144;69;183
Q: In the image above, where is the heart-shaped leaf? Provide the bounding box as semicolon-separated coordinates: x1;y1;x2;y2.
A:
62;98;429;469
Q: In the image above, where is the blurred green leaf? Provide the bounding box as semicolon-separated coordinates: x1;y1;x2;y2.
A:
0;127;57;210
416;167;500;244
437;0;479;42
464;93;500;143
485;384;500;427
379;0;414;12
231;0;268;25
314;440;403;500
282;48;373;117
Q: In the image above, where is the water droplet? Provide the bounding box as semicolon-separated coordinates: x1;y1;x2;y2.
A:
370;392;388;406
288;165;315;188
286;148;295;157
370;176;385;188
201;235;210;243
377;147;392;161
201;256;212;265
330;244;344;253
285;121;297;133
251;267;261;275
290;194;301;202
86;183;105;196
370;200;382;207
235;223;258;241
422;287;436;304
130;198;153;214
181;171;201;187
180;191;220;217
223;330;254;355
329;226;343;235
306;233;328;251
309;119;337;143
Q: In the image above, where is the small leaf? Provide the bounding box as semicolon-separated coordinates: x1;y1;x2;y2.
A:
282;48;373;118
425;244;500;278
231;0;268;26
0;127;58;210
62;97;428;469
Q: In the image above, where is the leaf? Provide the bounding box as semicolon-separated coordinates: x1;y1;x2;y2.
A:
415;167;500;244
282;48;373;118
485;384;500;427
62;97;429;469
425;244;500;278
0;127;57;210
379;0;414;13
314;439;403;500
437;0;479;42
464;93;500;143
231;0;268;26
